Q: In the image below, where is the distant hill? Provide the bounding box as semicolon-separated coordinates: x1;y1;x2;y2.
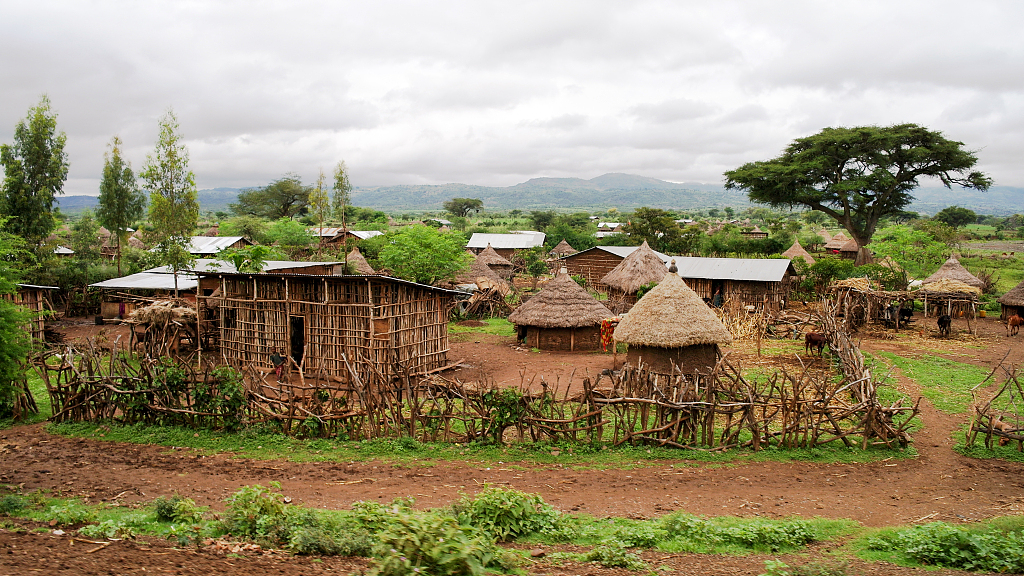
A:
55;174;1024;216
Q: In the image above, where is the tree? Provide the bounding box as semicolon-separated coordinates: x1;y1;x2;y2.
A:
528;210;557;231
622;207;681;253
379;225;472;285
0;223;34;418
220;215;268;244
309;168;331;253
96;135;146;275
140;110;199;297
443;198;483;218
332;160;352;223
230;174;309;219
870;225;947;279
215;245;285;274
0;95;69;249
932;205;977;229
724;124;991;265
264;217;313;257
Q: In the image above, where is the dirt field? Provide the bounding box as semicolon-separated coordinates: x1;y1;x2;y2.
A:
2;314;1023;575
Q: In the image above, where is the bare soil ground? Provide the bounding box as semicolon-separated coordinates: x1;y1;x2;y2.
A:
2;314;1023;575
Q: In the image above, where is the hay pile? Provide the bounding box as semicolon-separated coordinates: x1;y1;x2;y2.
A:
508;270;611;328
917;278;982;296
831;277;876;291
128;299;197;326
614;272;732;347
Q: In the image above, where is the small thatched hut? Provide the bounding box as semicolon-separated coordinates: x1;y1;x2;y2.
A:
346;247;376;275
476;244;514;279
837;238;861;260
922;256;984;289
741;225;768;239
508;269;611;351
781;240;815;266
997;280;1024;320
823;232;849;252
613;265;733;375
600;240;667;306
549;239;577;257
455;258;511;294
818;228;833;243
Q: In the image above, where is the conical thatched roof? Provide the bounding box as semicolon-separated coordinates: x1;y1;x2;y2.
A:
998;279;1024;306
202;226;219;236
818;228;833;243
614;272;732;348
456;258;510;290
347;247;375;275
823;232;849;250
922;256;984;288
476;244;512;267
550;239;577;256
601;241;667;293
918;278;982;295
838;238;860;252
509;270;611;328
128;236;146;250
781;240;815;265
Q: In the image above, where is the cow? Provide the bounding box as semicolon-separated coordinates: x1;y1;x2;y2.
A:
937;314;952;337
804;332;827;356
1008;313;1023;336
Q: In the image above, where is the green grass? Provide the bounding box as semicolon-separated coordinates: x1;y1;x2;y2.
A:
449;318;516;338
960;251;1024;294
0;370;52;429
872;351;990;414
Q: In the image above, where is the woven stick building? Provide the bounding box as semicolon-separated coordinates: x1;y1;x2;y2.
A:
508;269;612;351
196;272;462;385
613;266;733;375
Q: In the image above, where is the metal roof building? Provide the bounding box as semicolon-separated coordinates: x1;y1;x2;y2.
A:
466;232;545;253
182;236;250;255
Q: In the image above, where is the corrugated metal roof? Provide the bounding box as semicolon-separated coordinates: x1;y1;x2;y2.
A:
186;236;246;254
563;247;792;282
467;232;545;249
307;227;345;237
90;271;198;291
195;270;467;297
53;246;74;255
349;230;384;240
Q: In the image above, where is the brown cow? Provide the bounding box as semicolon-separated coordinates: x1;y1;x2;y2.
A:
804;332;827;356
1008;314;1023;336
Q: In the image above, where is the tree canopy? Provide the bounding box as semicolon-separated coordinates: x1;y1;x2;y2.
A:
96;135;146;275
0;95;68;248
932;205;977;229
724;124;991;264
231;174;310;220
443;198;483;218
379;225;472;285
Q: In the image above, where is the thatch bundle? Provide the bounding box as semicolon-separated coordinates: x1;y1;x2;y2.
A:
831;277;875;291
823;232;849;250
509;270;611;328
614;272;732;348
550;239;577;257
997;279;1024;306
601;240;667;294
781;240;815;265
922;256;984;289
128;299;198;326
918;278;982;296
346;247;376;275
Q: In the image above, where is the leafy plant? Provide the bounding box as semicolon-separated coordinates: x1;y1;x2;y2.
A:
368;512;508;576
79;518;138;539
153;494;205;525
868;521;1024;573
0;494;28;515
221;483;287;539
47;501;97;526
453;486;559;542
583;540;648;570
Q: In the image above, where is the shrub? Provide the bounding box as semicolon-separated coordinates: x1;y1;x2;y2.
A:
0;495;28;515
79;518;138;539
868;521;1024;573
721;520;815;552
583;540;648;570
661;513;720;544
453;486;559;542
368;512;509;576
222;483;287;539
153;494;205;525
47;502;97;526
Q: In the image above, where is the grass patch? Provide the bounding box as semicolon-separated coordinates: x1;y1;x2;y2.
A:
449;318;516;338
0;370;52;429
872;351;990;414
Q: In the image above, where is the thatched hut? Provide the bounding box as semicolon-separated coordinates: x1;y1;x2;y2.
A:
549;239;577;257
922;256;984;289
600;241;668;307
741;225;768;239
997;280;1024;320
823;232;849;252
837;238;860;260
346;247;376;275
455;258;511;295
613;265;733;375
508;269;611;351
476;244;514;279
818;228;833;243
781;240;815;265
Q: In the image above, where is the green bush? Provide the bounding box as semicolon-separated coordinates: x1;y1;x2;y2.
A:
368;512;509;576
0;494;28;515
583;540;648;570
222;483;288;539
868;521;1024;573
661;513;720;544
47;501;97;526
453;486;559;542
153;494;205;525
721;520;815;552
79;517;140;539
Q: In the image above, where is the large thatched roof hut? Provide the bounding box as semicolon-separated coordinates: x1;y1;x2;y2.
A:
508;269;612;351
549;239;577;257
997;279;1024;320
346;247;376;275
823;232;849;251
476;244;514;279
781;240;815;265
922;256;984;289
613;265;732;375
600;240;668;307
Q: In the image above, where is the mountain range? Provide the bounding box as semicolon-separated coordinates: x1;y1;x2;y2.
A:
55;173;1024;216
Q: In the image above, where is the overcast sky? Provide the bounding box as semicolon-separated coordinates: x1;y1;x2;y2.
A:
2;1;1022;196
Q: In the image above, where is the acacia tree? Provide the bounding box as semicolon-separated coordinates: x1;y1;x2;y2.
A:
0;95;69;249
724;124;991;264
230;174;309;219
140;110;199;296
96;135;146;275
932;205;977;229
444;198;483;218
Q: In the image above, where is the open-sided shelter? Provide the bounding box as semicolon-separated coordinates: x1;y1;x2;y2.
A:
998;279;1024;320
922;256;985;289
508;269;612;351
196;272;462;385
613;266;733;375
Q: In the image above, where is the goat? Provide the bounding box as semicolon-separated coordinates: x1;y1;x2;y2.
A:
1008;314;1023;336
937;314;952;337
804;332;827;356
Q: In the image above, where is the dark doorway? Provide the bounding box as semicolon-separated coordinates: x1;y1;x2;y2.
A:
289;316;305;366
